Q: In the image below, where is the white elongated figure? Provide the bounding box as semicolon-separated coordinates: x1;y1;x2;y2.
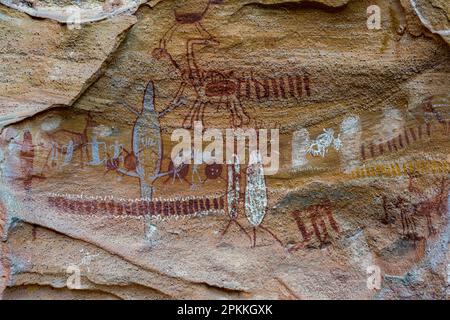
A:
292;128;310;169
227;154;240;221
132;81;162;199
120;81;162;242
339;115;361;173
220;154;250;241
245;151;282;247
245;151;267;227
377;107;404;142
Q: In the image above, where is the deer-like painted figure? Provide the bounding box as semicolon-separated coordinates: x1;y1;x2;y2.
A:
155;0;224;52
42;113;98;170
413;177;449;236
380;176;449;239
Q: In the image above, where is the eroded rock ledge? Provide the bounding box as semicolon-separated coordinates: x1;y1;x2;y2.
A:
0;5;136;128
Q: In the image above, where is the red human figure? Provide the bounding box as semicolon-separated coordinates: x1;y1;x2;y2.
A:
290;201;340;252
13;130;45;192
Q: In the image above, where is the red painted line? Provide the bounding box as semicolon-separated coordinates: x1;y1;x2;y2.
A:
188;199;194;214
245;79;252;99
131;201;138;216
292;210;311;242
378;143;384;154
288;76;296;98
236;78;246;100
279;77;287;99
271;78;279;98
194;199;199;212
254;78;261;101
295;75;303;97
409;127;417;141
304;75;311;96
387;140;393;152
167;201;173;215
175;200;181;215
155;201;162;214
163;202;169;216
404;130;410;145
149;201;155;215
263;79;271;99
398;134;404;149
391;139;398;152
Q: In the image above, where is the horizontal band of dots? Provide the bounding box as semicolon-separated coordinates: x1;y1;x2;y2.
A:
349;160;449;178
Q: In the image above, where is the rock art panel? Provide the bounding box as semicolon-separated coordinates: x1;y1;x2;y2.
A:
0;0;449;300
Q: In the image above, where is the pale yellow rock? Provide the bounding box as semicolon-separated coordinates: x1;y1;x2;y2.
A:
0;0;145;23
0;6;136;128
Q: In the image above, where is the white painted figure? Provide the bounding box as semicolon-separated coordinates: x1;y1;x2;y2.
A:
292;128;310;168
339;115;361;173
306;128;342;158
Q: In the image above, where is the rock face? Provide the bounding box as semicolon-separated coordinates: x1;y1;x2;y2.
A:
0;5;136;127
0;0;146;23
0;0;449;300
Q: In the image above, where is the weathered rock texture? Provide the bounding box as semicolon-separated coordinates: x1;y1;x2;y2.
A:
0;5;136;127
0;0;449;299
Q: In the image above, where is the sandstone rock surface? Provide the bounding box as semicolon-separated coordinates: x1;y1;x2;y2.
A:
0;5;136;127
0;0;449;300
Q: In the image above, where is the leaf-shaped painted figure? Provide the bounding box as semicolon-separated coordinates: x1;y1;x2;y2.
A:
219;154;251;242
245;151;283;248
119;81;163;243
245;151;267;226
130;81;162;199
